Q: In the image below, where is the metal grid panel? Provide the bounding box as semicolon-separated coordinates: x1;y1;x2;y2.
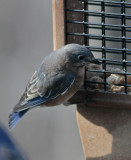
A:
65;0;131;94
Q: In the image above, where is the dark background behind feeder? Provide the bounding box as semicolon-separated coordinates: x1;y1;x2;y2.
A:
0;0;84;160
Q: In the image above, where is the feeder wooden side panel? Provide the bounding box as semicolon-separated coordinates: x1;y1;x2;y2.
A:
77;105;131;160
52;0;65;50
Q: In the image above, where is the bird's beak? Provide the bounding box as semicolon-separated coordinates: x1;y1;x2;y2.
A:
90;58;101;65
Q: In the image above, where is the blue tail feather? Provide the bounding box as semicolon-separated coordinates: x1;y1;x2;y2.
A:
9;109;29;129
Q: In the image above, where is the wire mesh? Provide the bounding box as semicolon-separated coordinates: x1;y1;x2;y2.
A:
65;0;131;94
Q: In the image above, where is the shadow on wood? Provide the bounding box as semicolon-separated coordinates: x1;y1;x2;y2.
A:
77;106;131;160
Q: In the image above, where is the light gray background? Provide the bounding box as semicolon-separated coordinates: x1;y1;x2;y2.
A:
0;0;84;160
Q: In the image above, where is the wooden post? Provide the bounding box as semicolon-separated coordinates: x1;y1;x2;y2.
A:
52;0;65;50
52;0;131;159
77;105;131;160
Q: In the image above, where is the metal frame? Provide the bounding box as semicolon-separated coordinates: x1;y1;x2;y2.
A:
53;0;131;108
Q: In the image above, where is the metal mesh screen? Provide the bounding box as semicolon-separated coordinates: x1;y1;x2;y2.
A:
65;0;131;94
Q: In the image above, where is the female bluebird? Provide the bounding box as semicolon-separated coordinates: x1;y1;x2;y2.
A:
9;44;99;129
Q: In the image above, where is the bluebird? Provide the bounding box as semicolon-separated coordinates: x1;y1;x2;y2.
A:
9;44;100;129
0;124;28;160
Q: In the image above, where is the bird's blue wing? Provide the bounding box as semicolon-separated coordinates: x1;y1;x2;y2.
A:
26;73;75;106
9;72;75;129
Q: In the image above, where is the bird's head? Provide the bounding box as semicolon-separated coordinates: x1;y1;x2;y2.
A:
63;44;100;68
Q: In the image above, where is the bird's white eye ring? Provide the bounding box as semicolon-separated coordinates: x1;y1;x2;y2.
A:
77;55;85;60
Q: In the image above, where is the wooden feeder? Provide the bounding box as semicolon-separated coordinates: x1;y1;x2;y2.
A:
53;0;131;159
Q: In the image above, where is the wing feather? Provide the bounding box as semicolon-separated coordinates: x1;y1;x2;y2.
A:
13;71;75;112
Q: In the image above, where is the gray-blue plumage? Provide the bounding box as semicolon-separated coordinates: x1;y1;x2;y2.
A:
0;124;28;160
9;43;99;129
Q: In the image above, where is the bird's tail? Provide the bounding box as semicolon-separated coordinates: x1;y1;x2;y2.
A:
9;109;29;130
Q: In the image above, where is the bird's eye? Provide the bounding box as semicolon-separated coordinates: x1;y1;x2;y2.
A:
77;55;85;60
